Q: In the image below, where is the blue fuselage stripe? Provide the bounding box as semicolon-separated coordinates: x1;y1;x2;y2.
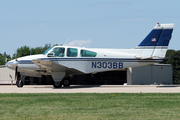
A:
16;58;164;64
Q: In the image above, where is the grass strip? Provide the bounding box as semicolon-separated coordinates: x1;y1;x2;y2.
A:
0;93;180;120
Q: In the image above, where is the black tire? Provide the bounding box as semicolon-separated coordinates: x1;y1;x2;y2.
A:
53;81;62;88
62;78;71;87
16;80;23;87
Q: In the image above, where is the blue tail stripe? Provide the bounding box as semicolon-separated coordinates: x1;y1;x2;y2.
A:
138;29;162;46
138;29;173;46
157;29;173;46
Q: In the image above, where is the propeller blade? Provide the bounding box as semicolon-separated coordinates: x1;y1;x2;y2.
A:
15;66;18;81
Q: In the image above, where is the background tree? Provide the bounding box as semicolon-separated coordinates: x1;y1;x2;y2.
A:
0;54;6;65
30;43;51;55
162;50;180;84
0;43;53;65
12;44;52;59
16;45;30;58
0;52;11;65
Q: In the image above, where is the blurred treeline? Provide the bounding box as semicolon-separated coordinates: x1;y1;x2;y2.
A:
0;44;52;65
161;50;180;84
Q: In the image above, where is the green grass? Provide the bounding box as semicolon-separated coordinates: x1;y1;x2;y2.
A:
1;93;180;120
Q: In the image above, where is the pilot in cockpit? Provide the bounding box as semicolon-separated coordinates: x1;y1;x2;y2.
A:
58;48;64;57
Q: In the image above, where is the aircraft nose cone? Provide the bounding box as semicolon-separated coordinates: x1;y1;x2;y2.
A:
5;62;11;67
5;60;18;70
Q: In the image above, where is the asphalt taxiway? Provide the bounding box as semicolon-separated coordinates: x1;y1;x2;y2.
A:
0;85;180;93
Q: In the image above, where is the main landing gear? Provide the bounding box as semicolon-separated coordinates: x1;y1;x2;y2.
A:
53;77;71;88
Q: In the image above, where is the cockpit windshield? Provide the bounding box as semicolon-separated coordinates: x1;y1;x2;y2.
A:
43;46;53;55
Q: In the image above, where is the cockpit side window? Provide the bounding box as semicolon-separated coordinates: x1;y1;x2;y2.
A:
50;47;65;57
56;47;65;57
80;50;97;57
67;48;77;57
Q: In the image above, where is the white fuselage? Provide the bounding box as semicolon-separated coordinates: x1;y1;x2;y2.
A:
6;46;163;77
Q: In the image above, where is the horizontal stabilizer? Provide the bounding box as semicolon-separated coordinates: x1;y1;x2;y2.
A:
135;55;157;59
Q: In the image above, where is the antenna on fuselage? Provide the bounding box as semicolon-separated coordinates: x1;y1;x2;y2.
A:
63;36;71;46
15;53;17;61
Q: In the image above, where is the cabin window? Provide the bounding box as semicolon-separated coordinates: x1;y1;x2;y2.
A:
67;48;78;57
53;47;65;57
80;50;97;57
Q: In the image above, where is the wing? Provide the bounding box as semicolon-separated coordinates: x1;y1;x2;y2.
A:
32;59;83;75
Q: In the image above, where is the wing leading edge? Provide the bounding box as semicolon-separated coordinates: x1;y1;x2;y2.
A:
32;59;83;75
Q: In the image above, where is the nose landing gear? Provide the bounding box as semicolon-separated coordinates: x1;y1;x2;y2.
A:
16;76;25;88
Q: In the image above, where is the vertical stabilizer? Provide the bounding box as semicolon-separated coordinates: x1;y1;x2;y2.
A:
135;23;174;59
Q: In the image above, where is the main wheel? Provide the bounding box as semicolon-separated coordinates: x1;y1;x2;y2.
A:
62;78;71;87
53;81;62;88
16;80;23;87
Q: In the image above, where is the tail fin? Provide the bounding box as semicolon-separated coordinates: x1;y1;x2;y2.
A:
135;23;174;59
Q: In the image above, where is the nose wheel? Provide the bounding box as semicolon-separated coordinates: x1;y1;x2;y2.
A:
16;76;25;88
16;80;23;87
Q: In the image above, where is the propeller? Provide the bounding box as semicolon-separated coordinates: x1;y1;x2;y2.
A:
15;52;18;81
13;52;23;87
15;66;18;81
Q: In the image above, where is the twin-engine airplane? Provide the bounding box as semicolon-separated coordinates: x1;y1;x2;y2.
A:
6;23;174;88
